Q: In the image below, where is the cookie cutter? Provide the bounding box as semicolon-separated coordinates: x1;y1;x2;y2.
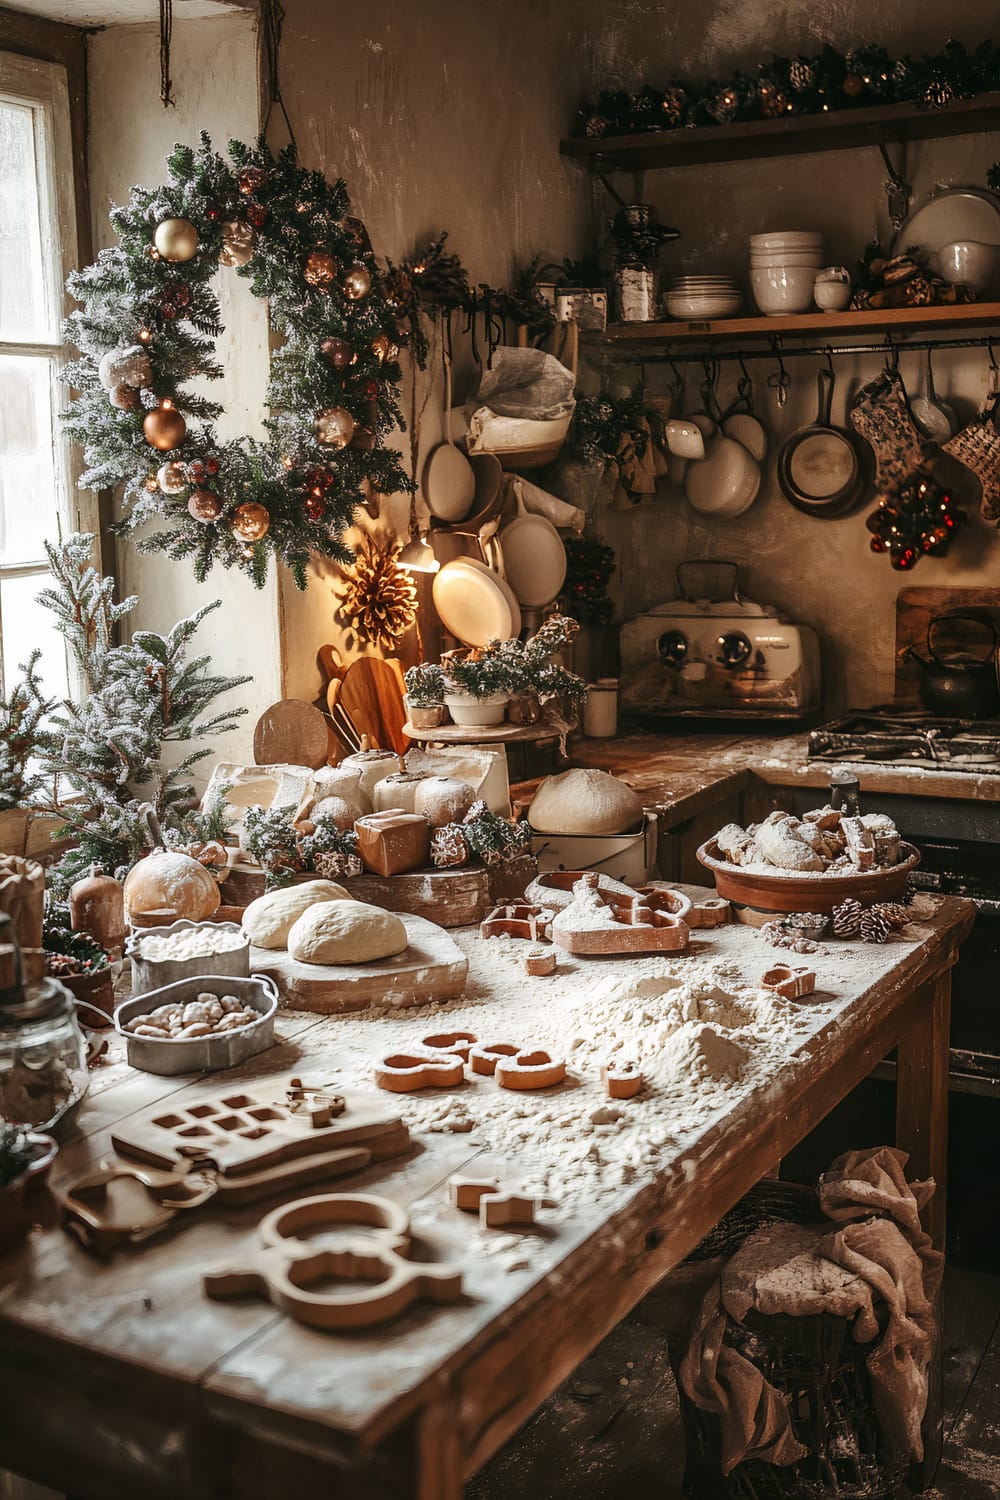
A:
480;904;554;941
448;1174;537;1228
495;1049;566;1092
203;1192;463;1331
761;964;816;1000
600;1060;644;1100
418;1030;478;1061
374;1052;465;1093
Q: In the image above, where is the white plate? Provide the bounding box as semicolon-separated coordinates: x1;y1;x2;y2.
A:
896;187;1000;256
433;558;521;646
500;511;567;608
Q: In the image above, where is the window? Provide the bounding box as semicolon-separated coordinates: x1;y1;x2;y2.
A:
0;51;93;703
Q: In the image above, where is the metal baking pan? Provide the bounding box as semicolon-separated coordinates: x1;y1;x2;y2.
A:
126;919;250;997
114;974;278;1076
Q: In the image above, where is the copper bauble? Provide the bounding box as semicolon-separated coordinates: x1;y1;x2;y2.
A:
231;501;270;541
99;345;152;391
110;383;141;411
371;332;393;363
157;460;188;494
303;495;326;521
188;488;223;522
304;251;337;288
143;405;187;451
320;337;356;370
314;405;356;448
218;219;255;268
238;165;267;195
342;262;372;300
153;217;199;263
842;73;864;97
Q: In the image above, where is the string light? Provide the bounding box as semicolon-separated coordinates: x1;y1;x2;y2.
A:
138;327;152;344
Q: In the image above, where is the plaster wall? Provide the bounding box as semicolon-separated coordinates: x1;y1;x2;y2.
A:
86;10;278;765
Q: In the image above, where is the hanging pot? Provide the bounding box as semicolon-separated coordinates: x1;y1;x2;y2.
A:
776;365;869;518
905;614;1000;719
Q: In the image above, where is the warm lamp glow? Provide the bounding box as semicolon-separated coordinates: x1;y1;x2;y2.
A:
397;532;440;573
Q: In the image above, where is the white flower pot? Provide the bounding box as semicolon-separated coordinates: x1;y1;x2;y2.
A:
444;691;509;727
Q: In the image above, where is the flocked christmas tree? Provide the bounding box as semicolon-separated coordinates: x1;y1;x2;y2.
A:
63;135;412;590
12;533;250;893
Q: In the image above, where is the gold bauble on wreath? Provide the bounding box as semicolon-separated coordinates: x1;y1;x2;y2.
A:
314;405;356;448
188;488;223;523
231;501;271;541
143;404;187;451
304;251;337;288
157;460;188;494
153;217;199;263
342;262;372;300
320;337;356;370
218;220;255;268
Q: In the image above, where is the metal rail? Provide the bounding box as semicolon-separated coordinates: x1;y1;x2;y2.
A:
590;333;1000;365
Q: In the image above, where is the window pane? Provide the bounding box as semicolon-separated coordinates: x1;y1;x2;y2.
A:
0;98;50;342
0;569;69;702
0;354;61;565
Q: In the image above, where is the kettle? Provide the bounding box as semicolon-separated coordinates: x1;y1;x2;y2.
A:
906;613;1000;719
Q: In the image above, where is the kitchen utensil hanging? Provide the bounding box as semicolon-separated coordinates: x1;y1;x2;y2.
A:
432;557;521;646
422;317;476;522
721;356;768;461
910;345;958;442
499;487;568;608
776;361;869;518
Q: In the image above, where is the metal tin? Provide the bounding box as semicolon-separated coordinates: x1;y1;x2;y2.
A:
126;919;250;997
114;974;278;1076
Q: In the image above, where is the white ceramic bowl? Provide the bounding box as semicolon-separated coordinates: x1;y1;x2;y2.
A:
751;266;816;315
750;231;823;250
814;279;853;312
933;240;999;294
666;294;742;319
750;251;824;268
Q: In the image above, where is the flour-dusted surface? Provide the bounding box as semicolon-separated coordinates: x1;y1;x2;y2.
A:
293;893;948;1266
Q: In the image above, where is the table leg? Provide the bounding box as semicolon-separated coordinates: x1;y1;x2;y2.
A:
418;1399;463;1500
896;969;951;1493
895;970;951;1248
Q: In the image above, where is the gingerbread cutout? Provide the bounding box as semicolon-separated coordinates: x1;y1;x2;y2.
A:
419;1030;477;1061
761;964;816;1000
480;903;554;942
375;1052;465;1093
600;1060;644;1100
204;1192;462;1331
469;1041;520;1076
495;1049;567;1091
525;947;556;976
551;874;690;956
638;884;729;929
448;1174;537;1228
284;1078;346;1128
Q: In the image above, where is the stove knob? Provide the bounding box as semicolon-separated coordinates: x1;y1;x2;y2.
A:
718;631;752;668
658;629;689;666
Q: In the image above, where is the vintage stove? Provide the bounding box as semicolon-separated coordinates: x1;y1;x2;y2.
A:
620;562;820;722
809;710;1000;771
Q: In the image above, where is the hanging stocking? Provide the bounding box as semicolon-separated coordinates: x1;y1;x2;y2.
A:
850;368;929;496
943;396;1000;521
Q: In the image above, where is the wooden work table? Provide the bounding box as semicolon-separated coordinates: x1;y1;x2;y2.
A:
0;894;974;1500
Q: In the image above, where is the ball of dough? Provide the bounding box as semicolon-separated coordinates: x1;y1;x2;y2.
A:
528;769;644;836
413;776;476;828
123;850;221;921
308;795;355;831
287;899;408;966
243;879;349;949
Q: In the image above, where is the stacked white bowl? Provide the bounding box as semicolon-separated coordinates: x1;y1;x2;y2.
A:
750;232;823;316
666;275;742;321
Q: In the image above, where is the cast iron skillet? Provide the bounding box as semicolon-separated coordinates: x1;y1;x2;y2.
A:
776;365;870;518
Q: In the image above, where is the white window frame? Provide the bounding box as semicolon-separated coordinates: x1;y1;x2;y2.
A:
0;50;99;696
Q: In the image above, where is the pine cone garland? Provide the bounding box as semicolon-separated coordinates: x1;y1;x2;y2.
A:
314;850;363;879
789;58;815;92
832;898;863;938
859;908;892;944
338;532;418;651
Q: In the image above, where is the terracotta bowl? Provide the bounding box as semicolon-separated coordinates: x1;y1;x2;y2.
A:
696;838;921;925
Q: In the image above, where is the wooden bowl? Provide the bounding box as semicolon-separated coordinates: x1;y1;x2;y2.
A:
696;838;921;925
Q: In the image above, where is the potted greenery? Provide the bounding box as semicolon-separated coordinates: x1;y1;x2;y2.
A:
0;1122;57;1251
442;646;517;727
0;650;53;857
403;662;447;730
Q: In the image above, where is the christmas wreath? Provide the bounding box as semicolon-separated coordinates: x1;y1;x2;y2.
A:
64;135;412;590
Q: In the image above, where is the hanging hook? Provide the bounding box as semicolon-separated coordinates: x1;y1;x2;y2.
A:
735;351;754;411
824;347;835;378
883;333;898;373
766;340;790;409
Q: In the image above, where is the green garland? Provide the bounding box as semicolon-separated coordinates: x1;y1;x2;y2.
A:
578;39;1000;138
63;135;412;591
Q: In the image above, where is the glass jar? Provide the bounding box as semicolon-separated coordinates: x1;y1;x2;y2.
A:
0;978;90;1135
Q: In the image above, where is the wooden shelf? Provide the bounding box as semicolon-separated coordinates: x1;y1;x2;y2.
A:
585;301;1000;349
561;92;1000;172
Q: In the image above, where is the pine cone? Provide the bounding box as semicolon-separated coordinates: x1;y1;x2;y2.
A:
789;59;814;92
832;898;863;938
875;901;910;931
859;908;892;944
463;799;490;825
314;850;362;879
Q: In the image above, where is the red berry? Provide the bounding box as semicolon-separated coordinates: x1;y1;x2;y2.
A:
304;495;326;521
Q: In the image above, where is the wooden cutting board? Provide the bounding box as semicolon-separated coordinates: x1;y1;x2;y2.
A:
338;658;409;755
250;913;468;1012
111;1079;408;1174
895;587;1000;705
253;700;331;769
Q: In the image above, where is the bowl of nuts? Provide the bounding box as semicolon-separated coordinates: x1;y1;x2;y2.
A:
114;974;279;1075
